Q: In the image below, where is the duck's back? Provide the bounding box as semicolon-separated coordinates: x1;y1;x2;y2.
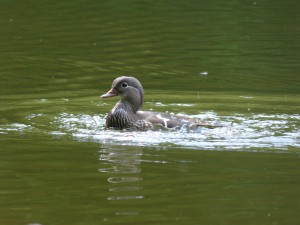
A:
137;111;222;129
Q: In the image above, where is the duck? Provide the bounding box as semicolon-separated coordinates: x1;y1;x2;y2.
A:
101;76;223;130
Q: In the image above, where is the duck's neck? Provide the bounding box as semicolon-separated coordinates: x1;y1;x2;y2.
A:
119;99;141;113
118;90;143;113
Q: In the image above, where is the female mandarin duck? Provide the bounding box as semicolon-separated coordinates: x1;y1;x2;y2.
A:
101;76;222;130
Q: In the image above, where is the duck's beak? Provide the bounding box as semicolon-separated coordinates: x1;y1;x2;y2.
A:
101;88;118;98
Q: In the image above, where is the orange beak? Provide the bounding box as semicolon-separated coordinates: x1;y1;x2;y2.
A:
101;88;118;98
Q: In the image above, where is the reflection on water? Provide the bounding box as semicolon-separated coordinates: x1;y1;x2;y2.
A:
99;147;144;216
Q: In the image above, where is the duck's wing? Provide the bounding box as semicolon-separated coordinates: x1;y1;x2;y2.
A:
137;111;224;129
170;113;224;128
137;111;176;128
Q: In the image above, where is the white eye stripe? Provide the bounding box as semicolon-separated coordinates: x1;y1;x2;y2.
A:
121;82;128;88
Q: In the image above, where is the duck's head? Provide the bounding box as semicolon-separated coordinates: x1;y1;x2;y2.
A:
101;76;144;112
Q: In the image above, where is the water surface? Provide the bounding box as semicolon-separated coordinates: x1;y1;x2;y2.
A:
0;0;299;224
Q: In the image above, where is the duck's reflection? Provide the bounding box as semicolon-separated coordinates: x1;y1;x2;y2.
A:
99;146;143;216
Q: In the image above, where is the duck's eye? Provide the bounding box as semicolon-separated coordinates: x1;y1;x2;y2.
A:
121;82;128;88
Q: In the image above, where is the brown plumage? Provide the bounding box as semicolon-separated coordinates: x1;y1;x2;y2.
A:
101;76;223;130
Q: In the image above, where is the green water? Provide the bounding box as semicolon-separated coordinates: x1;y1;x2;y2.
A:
1;0;300;224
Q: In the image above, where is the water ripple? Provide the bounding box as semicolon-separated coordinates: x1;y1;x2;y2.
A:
67;112;300;151
2;112;299;152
